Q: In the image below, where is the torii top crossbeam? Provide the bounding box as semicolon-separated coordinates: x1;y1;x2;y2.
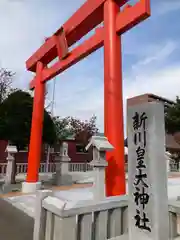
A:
23;0;151;195
27;0;150;88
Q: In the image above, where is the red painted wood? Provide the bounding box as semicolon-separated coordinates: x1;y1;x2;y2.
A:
116;0;150;35
26;0;151;195
26;0;127;72
30;0;150;89
104;0;126;196
26;62;45;182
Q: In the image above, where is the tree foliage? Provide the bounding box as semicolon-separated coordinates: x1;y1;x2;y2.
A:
53;116;73;140
54;115;99;145
165;96;180;134
0;68;16;104
0;66;98;148
69;115;98;144
0;90;57;150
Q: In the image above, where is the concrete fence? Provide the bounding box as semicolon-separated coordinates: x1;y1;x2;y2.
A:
0;163;7;175
33;190;128;240
33;190;180;240
169;200;180;239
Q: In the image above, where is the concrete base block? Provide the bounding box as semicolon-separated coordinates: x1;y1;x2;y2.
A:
22;182;42;193
110;235;128;240
2;183;20;194
60;174;73;186
52;172;60;185
53;173;72;186
110;233;152;240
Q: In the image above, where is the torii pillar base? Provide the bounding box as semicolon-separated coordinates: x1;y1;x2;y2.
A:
22;182;42;193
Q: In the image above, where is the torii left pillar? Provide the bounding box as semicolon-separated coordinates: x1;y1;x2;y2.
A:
22;62;45;193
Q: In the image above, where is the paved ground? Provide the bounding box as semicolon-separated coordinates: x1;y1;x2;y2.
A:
169;172;180;178
0;198;33;240
0;183;92;240
0;172;178;240
0;183;92;198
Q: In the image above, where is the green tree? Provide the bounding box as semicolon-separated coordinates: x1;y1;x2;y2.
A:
54;115;99;145
165;97;180;166
0;90;57;149
165;96;180;134
69;115;98;145
0;68;16;104
53;116;74;141
0;90;57;183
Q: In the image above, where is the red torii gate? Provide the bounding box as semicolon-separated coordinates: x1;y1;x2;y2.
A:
24;0;151;195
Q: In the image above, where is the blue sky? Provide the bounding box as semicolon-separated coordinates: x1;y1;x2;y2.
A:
0;0;180;132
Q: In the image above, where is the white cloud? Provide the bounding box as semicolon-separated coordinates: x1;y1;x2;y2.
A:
0;0;179;135
125;40;179;100
51;40;180;133
122;40;180;135
124;64;180;101
49;65;104;131
133;41;176;68
0;0;85;88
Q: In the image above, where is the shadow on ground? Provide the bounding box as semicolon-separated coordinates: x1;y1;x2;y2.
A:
0;198;33;240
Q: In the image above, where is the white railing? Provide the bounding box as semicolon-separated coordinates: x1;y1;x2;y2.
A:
69;163;93;172
0;162;58;175
0;162;92;175
169;200;180;238
39;163;57;173
0;163;7;175
16;163;28;174
34;190;128;240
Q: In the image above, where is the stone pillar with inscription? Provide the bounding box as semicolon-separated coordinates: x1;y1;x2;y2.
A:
127;102;169;240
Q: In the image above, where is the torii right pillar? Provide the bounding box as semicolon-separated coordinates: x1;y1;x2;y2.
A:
104;0;125;196
104;0;151;196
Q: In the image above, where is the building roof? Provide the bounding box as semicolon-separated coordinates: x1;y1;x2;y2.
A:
127;93;175;108
124;134;180;151
96;132;128;149
166;134;180;151
144;93;174;105
94;131;180;152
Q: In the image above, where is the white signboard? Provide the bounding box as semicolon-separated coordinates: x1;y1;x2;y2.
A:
127;102;168;240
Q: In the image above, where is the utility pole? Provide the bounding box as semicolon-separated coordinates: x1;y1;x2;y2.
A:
46;77;56;173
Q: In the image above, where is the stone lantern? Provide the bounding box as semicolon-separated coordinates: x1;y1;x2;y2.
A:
5;145;17;184
53;142;72;186
86;136;114;200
